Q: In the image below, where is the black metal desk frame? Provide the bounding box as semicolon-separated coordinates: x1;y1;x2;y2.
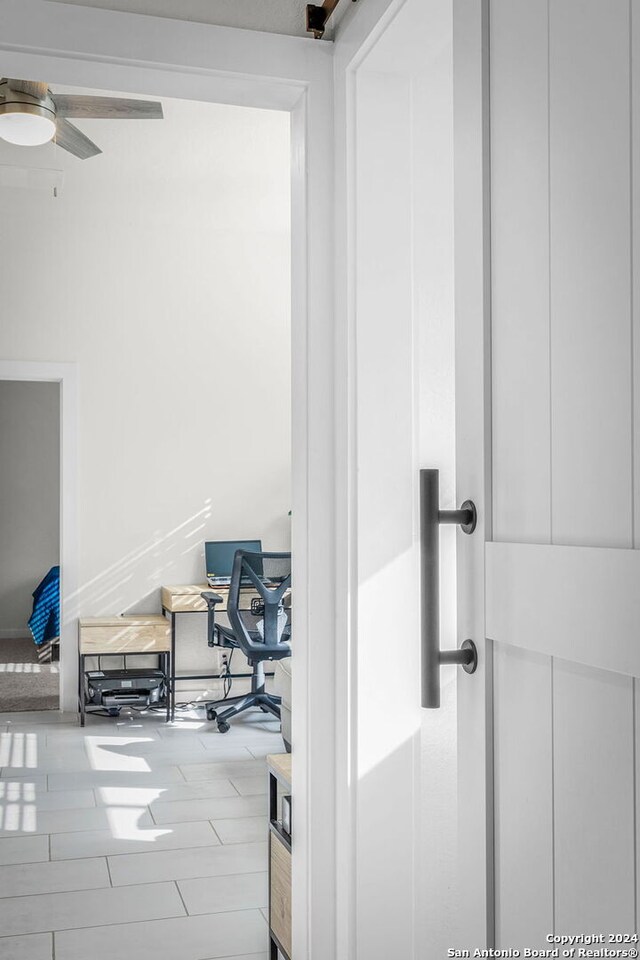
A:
163;605;274;721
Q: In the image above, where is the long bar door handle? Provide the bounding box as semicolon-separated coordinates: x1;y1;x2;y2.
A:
420;468;478;708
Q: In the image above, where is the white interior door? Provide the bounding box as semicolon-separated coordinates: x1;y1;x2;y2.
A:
457;0;640;946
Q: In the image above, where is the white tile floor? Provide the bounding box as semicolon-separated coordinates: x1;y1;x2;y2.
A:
0;707;283;960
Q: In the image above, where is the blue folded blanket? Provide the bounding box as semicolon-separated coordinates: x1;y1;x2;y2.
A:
28;565;60;646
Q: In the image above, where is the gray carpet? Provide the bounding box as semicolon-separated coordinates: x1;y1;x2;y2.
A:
0;638;59;712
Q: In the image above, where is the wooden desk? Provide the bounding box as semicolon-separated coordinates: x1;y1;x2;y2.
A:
78;616;171;725
267;753;292;960
161;583;259;614
161;584;262;721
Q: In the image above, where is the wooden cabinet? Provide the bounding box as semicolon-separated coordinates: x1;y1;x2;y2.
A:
270;831;292;957
77;616;171;725
267;753;292;960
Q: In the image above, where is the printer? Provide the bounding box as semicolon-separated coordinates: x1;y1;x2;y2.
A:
84;669;166;715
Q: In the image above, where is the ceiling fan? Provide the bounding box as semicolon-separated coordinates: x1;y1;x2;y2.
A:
0;79;163;159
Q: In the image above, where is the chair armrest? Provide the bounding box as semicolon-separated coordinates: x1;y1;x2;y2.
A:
201;591;224;607
201;592;224;648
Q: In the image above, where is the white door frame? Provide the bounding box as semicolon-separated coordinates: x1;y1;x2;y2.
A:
335;3;417;954
334;6;418;954
333;0;488;955
0;3;335;957
0;360;78;712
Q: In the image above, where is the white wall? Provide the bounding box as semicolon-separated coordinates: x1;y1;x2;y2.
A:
0;380;60;636
0;91;291;664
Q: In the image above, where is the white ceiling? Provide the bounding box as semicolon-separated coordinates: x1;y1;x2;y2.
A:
41;0;349;38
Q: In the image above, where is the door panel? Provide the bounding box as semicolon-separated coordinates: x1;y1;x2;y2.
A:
553;660;635;932
494;643;552;948
490;0;550;545
549;0;632;549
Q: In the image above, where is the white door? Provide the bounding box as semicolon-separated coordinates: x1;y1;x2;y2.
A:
456;0;640;948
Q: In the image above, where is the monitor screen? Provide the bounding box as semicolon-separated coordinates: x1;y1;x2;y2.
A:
205;540;262;579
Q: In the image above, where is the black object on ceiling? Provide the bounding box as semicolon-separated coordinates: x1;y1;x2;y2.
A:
306;0;358;39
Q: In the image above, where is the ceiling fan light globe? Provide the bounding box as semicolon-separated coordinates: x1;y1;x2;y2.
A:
0;105;56;146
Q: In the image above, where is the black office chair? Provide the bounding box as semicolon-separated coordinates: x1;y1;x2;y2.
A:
201;550;291;734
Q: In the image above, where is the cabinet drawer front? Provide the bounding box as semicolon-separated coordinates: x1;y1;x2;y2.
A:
270;835;292;958
79;624;170;654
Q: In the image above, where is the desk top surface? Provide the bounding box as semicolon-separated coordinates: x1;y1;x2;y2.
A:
267;753;292;788
161;583;259;613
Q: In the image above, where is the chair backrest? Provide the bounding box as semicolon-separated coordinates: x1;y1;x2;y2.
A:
228;550;292;660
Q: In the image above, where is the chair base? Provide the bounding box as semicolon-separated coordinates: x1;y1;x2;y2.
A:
204;689;281;733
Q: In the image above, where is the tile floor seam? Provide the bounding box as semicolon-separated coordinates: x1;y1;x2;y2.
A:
105;856;114;888
173;879;190;916
0;901;191;937
106;840;265;863
98;870;266;890
0;879;155;901
39;836;228;864
177;764;189;783
0;903;268;936
209;821;223;844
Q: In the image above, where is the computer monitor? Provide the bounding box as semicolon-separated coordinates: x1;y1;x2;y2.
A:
204;540;262;581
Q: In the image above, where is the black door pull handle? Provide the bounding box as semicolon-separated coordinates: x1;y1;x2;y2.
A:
420;468;478;708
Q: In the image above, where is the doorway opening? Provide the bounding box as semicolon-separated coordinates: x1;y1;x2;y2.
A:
0;380;61;711
0;77;293;956
0;5;335;949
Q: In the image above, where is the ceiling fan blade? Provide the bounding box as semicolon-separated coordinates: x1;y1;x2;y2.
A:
7;79;49;100
53;94;163;120
55;118;102;160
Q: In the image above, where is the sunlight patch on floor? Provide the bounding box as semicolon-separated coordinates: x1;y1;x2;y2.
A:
0;781;38;832
0;662;58;673
97;785;166;806
106;805;169;842
84;738;152;773
0;732;38;768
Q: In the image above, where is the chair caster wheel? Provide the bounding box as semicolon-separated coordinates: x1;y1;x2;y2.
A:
217;721;230;734
206;708;217;721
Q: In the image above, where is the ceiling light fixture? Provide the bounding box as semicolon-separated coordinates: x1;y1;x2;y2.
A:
0;102;56;146
0;78;163;160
